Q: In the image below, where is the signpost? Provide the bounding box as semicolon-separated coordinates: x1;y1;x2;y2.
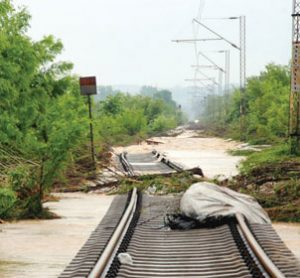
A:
80;76;97;167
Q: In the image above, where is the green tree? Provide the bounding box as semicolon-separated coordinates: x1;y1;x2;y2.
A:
0;1;88;218
201;63;290;143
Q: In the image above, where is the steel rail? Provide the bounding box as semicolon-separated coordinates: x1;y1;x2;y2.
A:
120;152;135;176
88;188;138;278
236;213;285;278
86;189;286;278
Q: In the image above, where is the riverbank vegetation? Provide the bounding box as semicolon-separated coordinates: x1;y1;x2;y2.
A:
199;63;300;221
223;144;300;221
201;63;290;144
95;90;185;146
0;1;184;220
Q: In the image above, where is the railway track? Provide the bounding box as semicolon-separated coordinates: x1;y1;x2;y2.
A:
60;152;300;278
60;189;300;278
119;151;184;176
119;151;203;177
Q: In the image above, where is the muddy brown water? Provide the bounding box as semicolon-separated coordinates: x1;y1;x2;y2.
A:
0;193;113;278
273;223;300;260
114;131;244;179
1;132;299;277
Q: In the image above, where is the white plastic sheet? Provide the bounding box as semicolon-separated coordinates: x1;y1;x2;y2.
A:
180;182;271;224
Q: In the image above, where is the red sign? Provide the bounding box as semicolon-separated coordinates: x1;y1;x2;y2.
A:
80;76;97;95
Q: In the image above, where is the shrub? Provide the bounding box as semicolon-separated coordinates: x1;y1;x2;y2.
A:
150;115;177;133
0;187;17;219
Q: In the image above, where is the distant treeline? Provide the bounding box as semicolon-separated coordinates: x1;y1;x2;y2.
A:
200;64;290;144
96;90;185;145
0;1;184;220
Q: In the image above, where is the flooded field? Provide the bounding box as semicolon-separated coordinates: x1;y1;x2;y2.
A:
0;193;114;278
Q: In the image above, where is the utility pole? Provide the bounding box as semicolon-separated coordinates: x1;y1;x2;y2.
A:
215;50;231;94
217;69;223;95
219;50;231;116
239;16;246;97
290;0;300;154
239;16;247;140
225;50;230;94
87;94;96;165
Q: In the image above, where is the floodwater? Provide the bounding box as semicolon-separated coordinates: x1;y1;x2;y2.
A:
114;130;244;179
0;193;114;277
273;223;300;260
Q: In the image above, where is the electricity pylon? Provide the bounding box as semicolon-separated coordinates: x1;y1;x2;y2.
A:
290;0;300;154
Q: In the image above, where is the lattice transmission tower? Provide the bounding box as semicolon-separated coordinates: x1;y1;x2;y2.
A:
291;0;300;154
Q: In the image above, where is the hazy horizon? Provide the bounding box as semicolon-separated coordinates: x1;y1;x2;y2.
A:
15;0;291;88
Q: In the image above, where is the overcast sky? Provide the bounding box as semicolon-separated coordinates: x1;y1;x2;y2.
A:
14;0;291;88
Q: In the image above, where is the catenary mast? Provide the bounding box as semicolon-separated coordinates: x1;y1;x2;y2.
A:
291;0;300;154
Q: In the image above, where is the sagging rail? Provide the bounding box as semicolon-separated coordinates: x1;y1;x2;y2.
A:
61;190;300;277
88;188;139;277
81;189;289;278
60;152;300;278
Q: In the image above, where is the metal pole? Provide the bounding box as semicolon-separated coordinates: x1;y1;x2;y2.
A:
224;50;230;117
290;0;300;154
239;16;246;139
225;50;230;94
88;95;96;166
239;16;246;102
217;69;224;120
218;69;223;95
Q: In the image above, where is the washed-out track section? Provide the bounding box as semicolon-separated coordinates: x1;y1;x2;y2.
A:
60;193;300;278
116;195;260;278
59;194;130;278
114;195;300;278
249;223;300;277
120;151;182;176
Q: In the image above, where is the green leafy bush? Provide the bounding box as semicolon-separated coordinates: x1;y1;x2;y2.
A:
239;143;291;174
95;92;184;145
119;109;147;136
0;1;186;219
0;187;17;219
201;64;290;144
150;115;177;133
0;1;89;218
